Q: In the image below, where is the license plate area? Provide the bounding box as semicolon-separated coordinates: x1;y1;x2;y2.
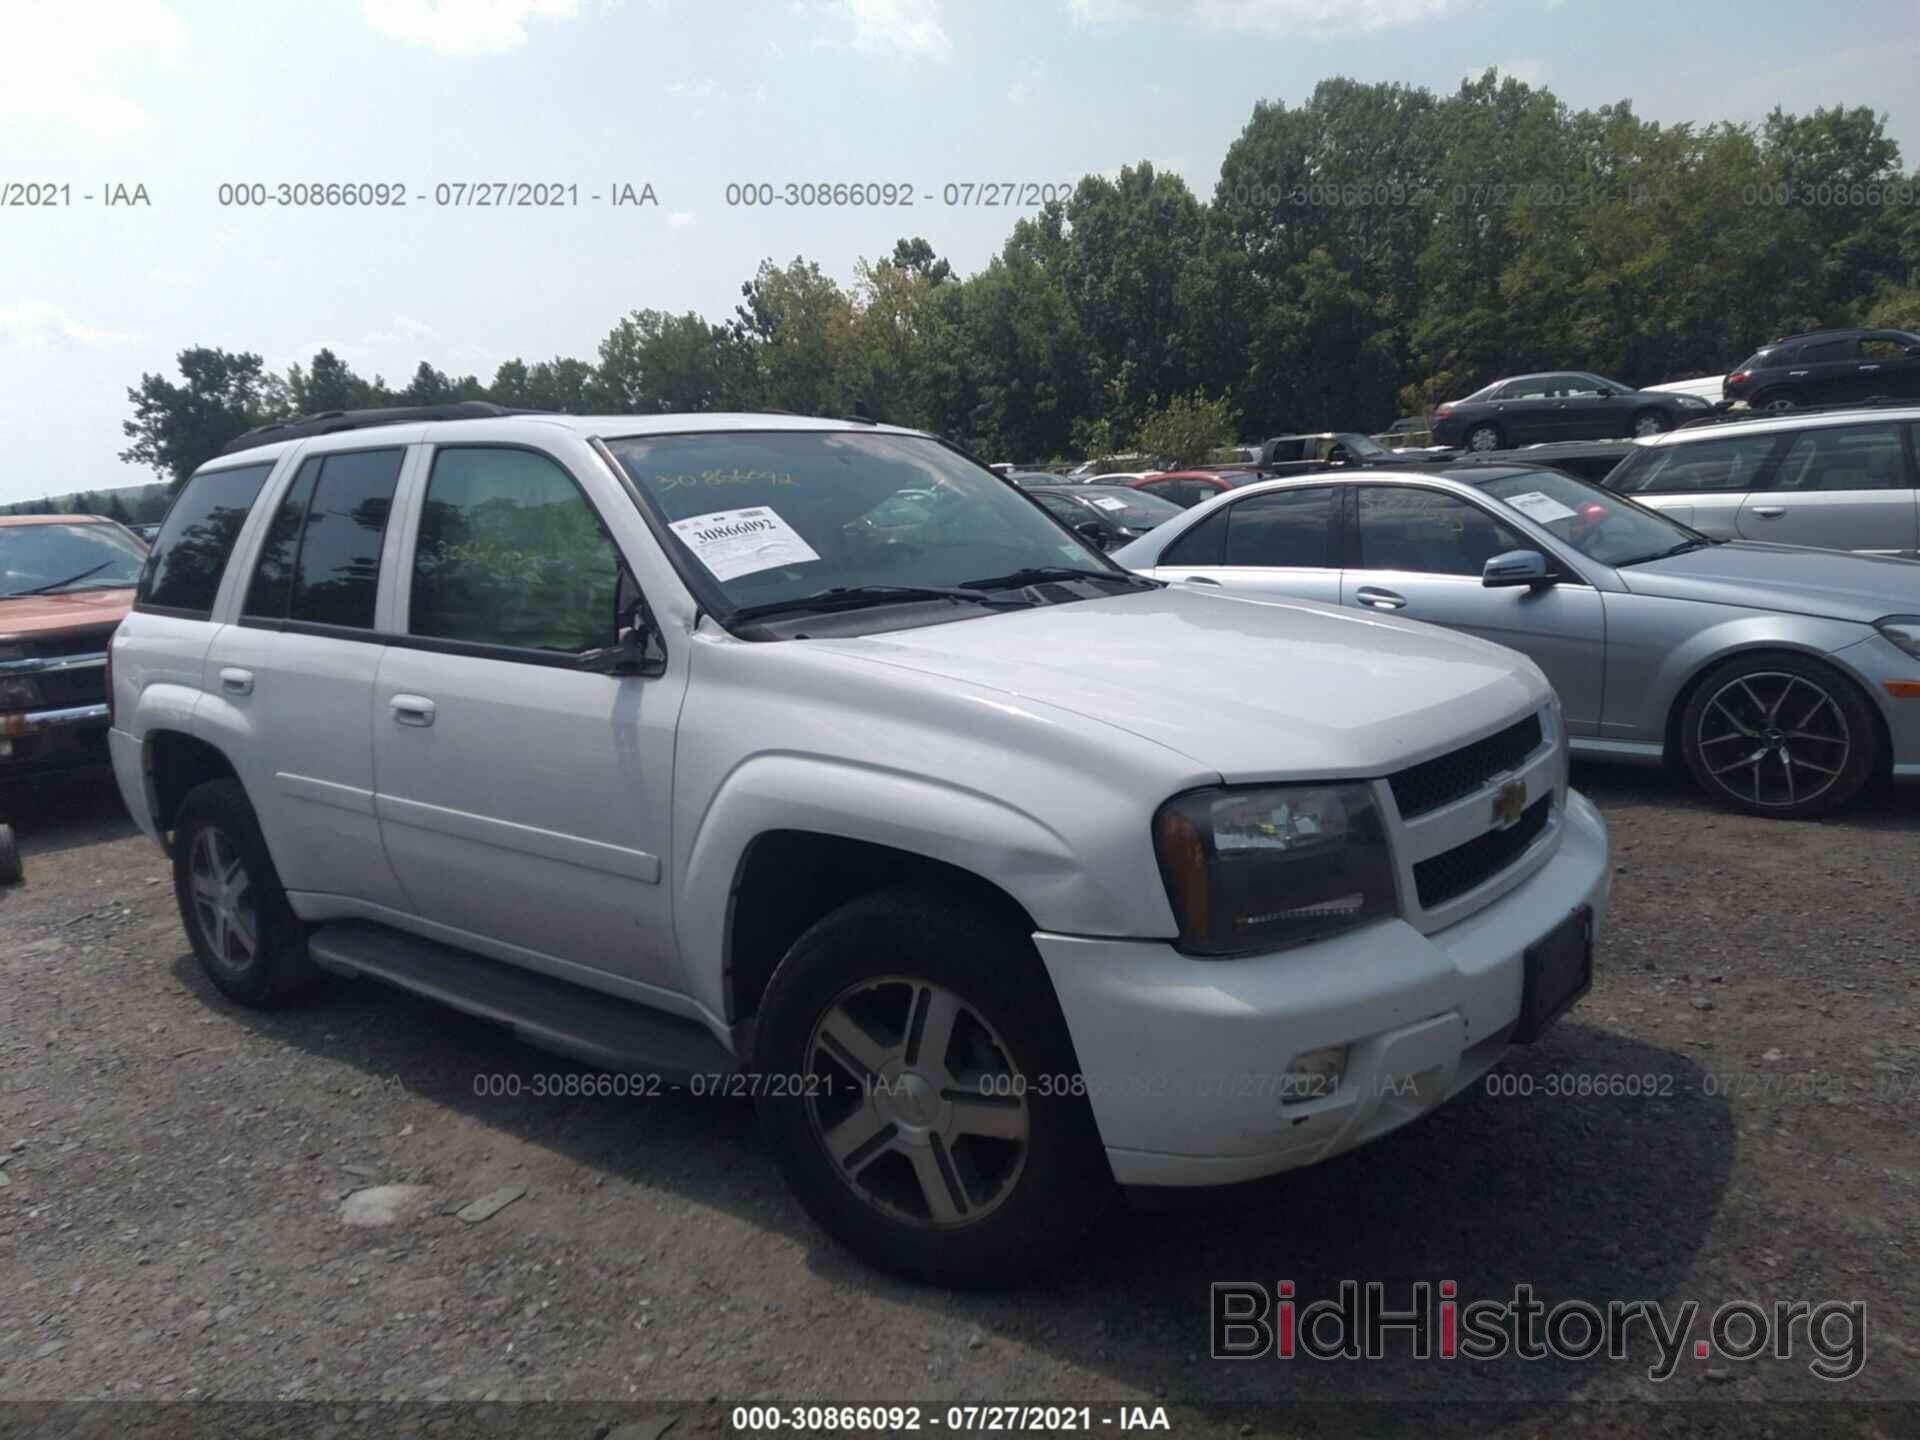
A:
1513;905;1592;1043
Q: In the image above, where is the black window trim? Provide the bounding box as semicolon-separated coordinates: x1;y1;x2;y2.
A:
1347;479;1586;583
1766;418;1914;495
400;439;655;669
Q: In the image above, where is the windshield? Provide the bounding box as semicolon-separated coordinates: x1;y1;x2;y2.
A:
606;430;1123;620
1072;487;1183;530
1339;433;1387;458
1;522;148;599
1471;469;1706;567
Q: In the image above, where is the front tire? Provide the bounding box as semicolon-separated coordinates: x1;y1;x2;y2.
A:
1465;421;1503;452
752;884;1112;1286
172;778;320;1007
1678;654;1878;818
0;824;20;885
1631;408;1671;437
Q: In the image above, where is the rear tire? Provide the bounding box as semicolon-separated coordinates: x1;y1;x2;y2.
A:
1752;388;1801;414
1678;653;1878;818
752;883;1112;1286
1464;421;1503;452
171;778;320;1007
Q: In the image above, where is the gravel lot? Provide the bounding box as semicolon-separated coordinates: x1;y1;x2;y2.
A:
1;764;1916;1436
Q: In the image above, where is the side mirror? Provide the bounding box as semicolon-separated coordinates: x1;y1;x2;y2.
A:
1482;549;1556;589
578;568;668;676
1906;344;1920;358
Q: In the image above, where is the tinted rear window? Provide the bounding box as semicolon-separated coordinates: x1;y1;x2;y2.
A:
137;462;274;615
1606;434;1778;496
288;450;402;627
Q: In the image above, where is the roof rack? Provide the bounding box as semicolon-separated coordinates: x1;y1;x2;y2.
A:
217;401;553;456
1675;395;1913;431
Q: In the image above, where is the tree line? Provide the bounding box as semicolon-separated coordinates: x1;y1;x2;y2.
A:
114;71;1920;492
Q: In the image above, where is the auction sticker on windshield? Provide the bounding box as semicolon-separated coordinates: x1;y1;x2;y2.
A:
1090;496;1129;511
1504;491;1579;525
669;506;821;581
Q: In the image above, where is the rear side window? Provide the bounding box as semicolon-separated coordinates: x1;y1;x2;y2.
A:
1607;434;1778;496
1772;423;1907;492
1796;337;1854;363
1159;507;1229;566
410;446;621;655
137;462;274;616
1224;488;1335;567
241;449;403;629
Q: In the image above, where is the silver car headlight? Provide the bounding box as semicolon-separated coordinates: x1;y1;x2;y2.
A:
1153;783;1397;957
1875;616;1920;660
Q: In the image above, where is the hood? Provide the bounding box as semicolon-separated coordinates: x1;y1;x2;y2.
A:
805;585;1550;782
1617;543;1920;624
0;586;135;642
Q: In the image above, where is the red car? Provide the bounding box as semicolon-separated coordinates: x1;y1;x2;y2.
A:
1125;469;1261;508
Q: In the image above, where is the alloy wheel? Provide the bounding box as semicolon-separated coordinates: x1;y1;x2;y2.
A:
1467;426;1500;452
189;826;258;972
805;976;1030;1228
1695;671;1851;809
1633;414;1667;436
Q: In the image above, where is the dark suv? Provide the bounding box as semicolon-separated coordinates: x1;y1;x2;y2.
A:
1726;328;1920;413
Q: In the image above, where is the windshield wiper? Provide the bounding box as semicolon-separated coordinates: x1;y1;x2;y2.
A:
959;565;1155;591
731;584;1035;622
10;561;117;596
1613;538;1715;568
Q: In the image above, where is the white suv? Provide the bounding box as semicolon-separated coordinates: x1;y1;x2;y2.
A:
110;406;1611;1284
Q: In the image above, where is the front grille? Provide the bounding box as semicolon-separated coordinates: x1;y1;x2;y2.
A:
1389;713;1543;820
26;628;116;660
35;667;107;707
1413;794;1552;909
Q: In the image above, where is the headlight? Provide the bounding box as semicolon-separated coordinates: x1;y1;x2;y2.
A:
1153;783;1397;957
1678;396;1710;409
1877;617;1920;660
0;675;40;709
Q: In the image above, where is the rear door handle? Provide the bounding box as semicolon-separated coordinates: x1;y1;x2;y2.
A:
390;694;436;726
1751;506;1786;518
219;667;253;696
1354;586;1407;611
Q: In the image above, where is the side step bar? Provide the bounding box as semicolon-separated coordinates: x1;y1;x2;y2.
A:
308;922;738;1081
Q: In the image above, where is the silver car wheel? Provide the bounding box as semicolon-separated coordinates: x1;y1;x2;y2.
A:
805;976;1030;1228
1695;671;1850;810
188;826;258;972
1466;425;1501;452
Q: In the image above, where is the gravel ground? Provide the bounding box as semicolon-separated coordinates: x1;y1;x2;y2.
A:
0;764;1916;1437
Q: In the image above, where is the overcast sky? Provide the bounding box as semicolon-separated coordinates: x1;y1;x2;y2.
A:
2;0;1917;503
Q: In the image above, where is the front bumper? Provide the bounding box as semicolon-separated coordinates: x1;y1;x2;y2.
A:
1034;789;1612;1187
1829;632;1920;779
0;702;111;774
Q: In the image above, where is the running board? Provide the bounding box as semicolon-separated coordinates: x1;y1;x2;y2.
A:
307;922;738;1081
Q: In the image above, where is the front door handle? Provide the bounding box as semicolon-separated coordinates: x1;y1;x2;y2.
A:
1181;575;1222;586
1751;506;1786;518
1355;586;1407;611
390;694;436;727
219;667;253;696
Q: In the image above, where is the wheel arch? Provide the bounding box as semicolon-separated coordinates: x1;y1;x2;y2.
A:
146;728;243;834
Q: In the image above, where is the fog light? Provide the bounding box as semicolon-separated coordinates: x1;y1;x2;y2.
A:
1280;1044;1347;1105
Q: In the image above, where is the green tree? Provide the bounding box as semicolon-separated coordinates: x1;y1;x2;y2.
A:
120;346;274;490
597;309;748;412
1133;391;1240;467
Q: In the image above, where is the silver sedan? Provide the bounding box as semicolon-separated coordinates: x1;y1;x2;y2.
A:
1111;465;1920;818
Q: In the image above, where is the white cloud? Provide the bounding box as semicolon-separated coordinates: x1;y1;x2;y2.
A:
1068;0;1458;30
668;211;696;228
0;0;188;142
824;0;950;59
0;302;149;350
1498;57;1548;86
363;0;580;55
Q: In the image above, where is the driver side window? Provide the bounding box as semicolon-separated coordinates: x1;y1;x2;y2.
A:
410;447;624;656
1355;487;1526;576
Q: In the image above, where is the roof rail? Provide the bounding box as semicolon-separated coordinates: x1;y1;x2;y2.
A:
217;401;554;456
1675;395;1912;431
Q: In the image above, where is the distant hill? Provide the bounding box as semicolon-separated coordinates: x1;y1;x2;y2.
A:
2;481;172;524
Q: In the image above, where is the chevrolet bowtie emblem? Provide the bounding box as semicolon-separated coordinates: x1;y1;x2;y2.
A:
1491;779;1528;829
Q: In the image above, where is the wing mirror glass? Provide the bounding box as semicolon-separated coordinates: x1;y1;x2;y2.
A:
578;566;668;676
1482;549;1556;589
